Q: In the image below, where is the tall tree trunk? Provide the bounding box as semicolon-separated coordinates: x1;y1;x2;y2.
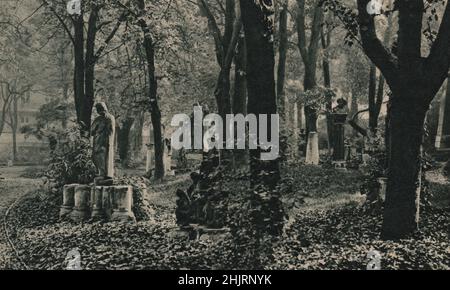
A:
118;117;134;167
304;64;318;134
240;0;283;238
382;97;426;239
0;84;11;137
73;13;86;134
11;96;18;161
368;64;377;131
277;0;288;119
350;92;358;137
240;0;280;189
233;32;247;115
354;0;450;239
200;0;240;119
83;5;99;135
232;31;248;168
296;0;323;161
131;112;144;156
138;1;164;180
321;24;333;153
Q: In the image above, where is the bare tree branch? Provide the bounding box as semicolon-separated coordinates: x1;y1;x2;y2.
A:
41;0;75;45
425;1;450;96
357;0;398;86
198;0;224;65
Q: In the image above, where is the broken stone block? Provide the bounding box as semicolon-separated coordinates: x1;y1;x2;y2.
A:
91;186;104;220
70;185;91;222
102;186;114;220
111;186;136;222
60;184;77;218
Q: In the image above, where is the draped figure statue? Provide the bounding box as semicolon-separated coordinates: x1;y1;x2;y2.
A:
91;102;115;180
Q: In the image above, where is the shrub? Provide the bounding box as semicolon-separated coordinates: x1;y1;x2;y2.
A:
45;125;96;189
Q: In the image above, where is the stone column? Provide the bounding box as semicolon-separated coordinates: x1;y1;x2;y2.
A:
332;113;348;161
70;185;91;222
91;186;104;220
436;78;450;150
102;186;114;220
60;184;77;218
111;186;136;222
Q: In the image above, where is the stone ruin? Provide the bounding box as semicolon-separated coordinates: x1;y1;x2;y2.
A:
59;102;136;223
59;183;136;223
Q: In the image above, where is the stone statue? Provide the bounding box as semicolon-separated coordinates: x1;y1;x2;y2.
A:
91;102;115;184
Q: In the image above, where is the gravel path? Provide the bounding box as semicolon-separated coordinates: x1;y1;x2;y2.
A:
0;167;41;269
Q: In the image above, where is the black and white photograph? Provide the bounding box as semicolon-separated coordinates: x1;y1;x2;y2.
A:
0;0;449;274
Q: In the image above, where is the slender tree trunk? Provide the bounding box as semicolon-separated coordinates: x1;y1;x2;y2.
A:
240;0;283;239
118;118;134;167
83;5;99;135
241;0;280;189
350;92;358;137
10;96;18;161
233;32;247;115
296;0;323;156
131;112;144;155
232;31;248;168
368;64;377;131
304;64;318;134
138;8;164;180
0;85;11;137
321;26;333;153
277;0;288;118
216;69;233;118
73;13;86;133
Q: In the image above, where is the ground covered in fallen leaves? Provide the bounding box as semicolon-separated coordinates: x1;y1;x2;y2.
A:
4;165;450;270
0;170;41;269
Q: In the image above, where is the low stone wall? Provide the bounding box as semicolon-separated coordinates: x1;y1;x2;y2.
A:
59;184;136;222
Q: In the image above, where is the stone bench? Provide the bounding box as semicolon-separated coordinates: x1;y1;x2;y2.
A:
60;184;136;223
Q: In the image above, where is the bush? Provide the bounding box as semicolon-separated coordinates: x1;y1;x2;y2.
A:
45;125;96;189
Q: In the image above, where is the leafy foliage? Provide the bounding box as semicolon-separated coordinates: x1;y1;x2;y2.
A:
45;125;96;188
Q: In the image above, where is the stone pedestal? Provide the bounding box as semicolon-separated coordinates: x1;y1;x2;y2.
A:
436;79;450;150
305;132;319;165
60;184;77;218
332;113;347;161
61;183;137;223
70;185;91;222
91;186;104;220
111;186;136;222
102;186;114;220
